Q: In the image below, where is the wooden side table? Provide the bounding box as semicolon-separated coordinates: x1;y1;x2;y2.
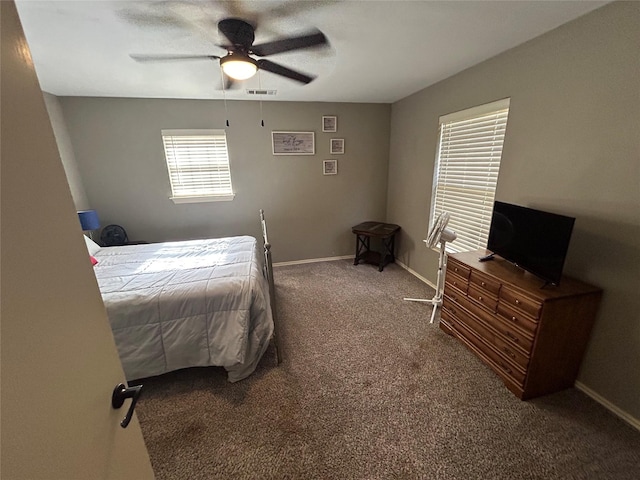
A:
352;222;401;272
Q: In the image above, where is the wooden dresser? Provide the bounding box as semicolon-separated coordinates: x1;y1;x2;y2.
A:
440;250;602;400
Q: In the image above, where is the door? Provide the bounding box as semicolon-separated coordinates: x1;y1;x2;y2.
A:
1;2;155;478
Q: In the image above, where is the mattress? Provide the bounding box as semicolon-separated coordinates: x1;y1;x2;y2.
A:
93;235;274;382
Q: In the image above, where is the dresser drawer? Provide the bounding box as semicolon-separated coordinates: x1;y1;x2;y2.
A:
469;270;501;296
456;293;498;330
453;317;526;386
497;302;539;337
494;335;530;371
444;284;466;304
468;284;498;312
442;294;464;319
447;258;470;281
455;309;496;346
445;270;468;294
452;296;531;372
485;314;534;354
454;284;532;354
440;304;457;332
500;285;542;319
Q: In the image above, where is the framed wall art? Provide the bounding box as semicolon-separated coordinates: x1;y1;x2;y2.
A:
330;138;345;154
322;116;337;132
272;131;315;155
323;159;338;175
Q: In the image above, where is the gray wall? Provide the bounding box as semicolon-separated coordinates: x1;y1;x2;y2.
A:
387;2;639;420
43;92;90;210
60;98;391;262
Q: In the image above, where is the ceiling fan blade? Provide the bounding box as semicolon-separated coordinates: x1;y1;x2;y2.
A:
218;18;255;50
130;54;220;63
251;30;328;57
257;59;315;84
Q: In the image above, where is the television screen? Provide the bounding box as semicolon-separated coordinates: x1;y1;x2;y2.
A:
486;201;575;285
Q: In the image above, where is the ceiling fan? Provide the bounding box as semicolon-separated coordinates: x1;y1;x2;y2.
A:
131;18;328;87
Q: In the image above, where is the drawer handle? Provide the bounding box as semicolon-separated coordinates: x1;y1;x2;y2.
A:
454;267;459;272
511;316;518;323
502;346;516;359
478;296;483;301
515;299;521;305
499;361;512;374
481;281;486;287
505;331;519;343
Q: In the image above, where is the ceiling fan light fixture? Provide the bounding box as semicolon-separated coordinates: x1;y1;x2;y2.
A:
220;54;258;80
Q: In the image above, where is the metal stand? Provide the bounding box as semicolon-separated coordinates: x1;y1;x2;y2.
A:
405;218;457;323
404;238;451;323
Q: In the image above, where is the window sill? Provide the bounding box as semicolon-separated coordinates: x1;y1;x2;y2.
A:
170;194;235;204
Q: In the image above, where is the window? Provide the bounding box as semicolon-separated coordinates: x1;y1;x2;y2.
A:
161;129;234;203
430;98;510;253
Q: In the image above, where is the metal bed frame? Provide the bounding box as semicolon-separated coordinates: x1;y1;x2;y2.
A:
260;209;281;364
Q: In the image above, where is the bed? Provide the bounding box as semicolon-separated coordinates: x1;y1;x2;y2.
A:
86;211;279;382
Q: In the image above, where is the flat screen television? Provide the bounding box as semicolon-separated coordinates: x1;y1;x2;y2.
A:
486;201;575;285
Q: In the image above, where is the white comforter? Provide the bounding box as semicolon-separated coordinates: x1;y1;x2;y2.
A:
93;236;274;382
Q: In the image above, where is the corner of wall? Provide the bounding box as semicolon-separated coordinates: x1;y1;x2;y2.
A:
42;92;90;210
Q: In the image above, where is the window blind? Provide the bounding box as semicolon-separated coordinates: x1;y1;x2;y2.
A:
161;129;234;202
431;99;510;253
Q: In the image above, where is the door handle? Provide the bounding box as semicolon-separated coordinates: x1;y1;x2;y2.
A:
111;383;143;428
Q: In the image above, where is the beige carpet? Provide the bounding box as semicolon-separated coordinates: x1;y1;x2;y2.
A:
136;260;640;479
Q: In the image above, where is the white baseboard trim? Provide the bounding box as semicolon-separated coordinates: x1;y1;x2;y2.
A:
574;381;640;432
395;260;437;290
273;255;352;267
274;257;435;288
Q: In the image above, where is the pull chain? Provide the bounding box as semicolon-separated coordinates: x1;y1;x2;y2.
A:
220;67;229;127
258;70;264;127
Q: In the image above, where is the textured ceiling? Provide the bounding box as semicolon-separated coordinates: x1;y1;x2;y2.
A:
16;1;609;103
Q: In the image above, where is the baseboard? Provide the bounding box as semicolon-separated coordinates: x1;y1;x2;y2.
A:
273;255;352;267
395;260;437;290
574;381;640;432
274;256;438;293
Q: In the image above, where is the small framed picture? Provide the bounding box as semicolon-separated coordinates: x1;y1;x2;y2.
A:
323;159;337;175
330;138;344;154
322;115;337;132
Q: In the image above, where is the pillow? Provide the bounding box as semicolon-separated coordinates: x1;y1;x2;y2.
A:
84;235;101;256
90;255;99;266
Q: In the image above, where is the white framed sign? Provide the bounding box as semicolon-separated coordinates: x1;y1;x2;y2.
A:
272;131;315;155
